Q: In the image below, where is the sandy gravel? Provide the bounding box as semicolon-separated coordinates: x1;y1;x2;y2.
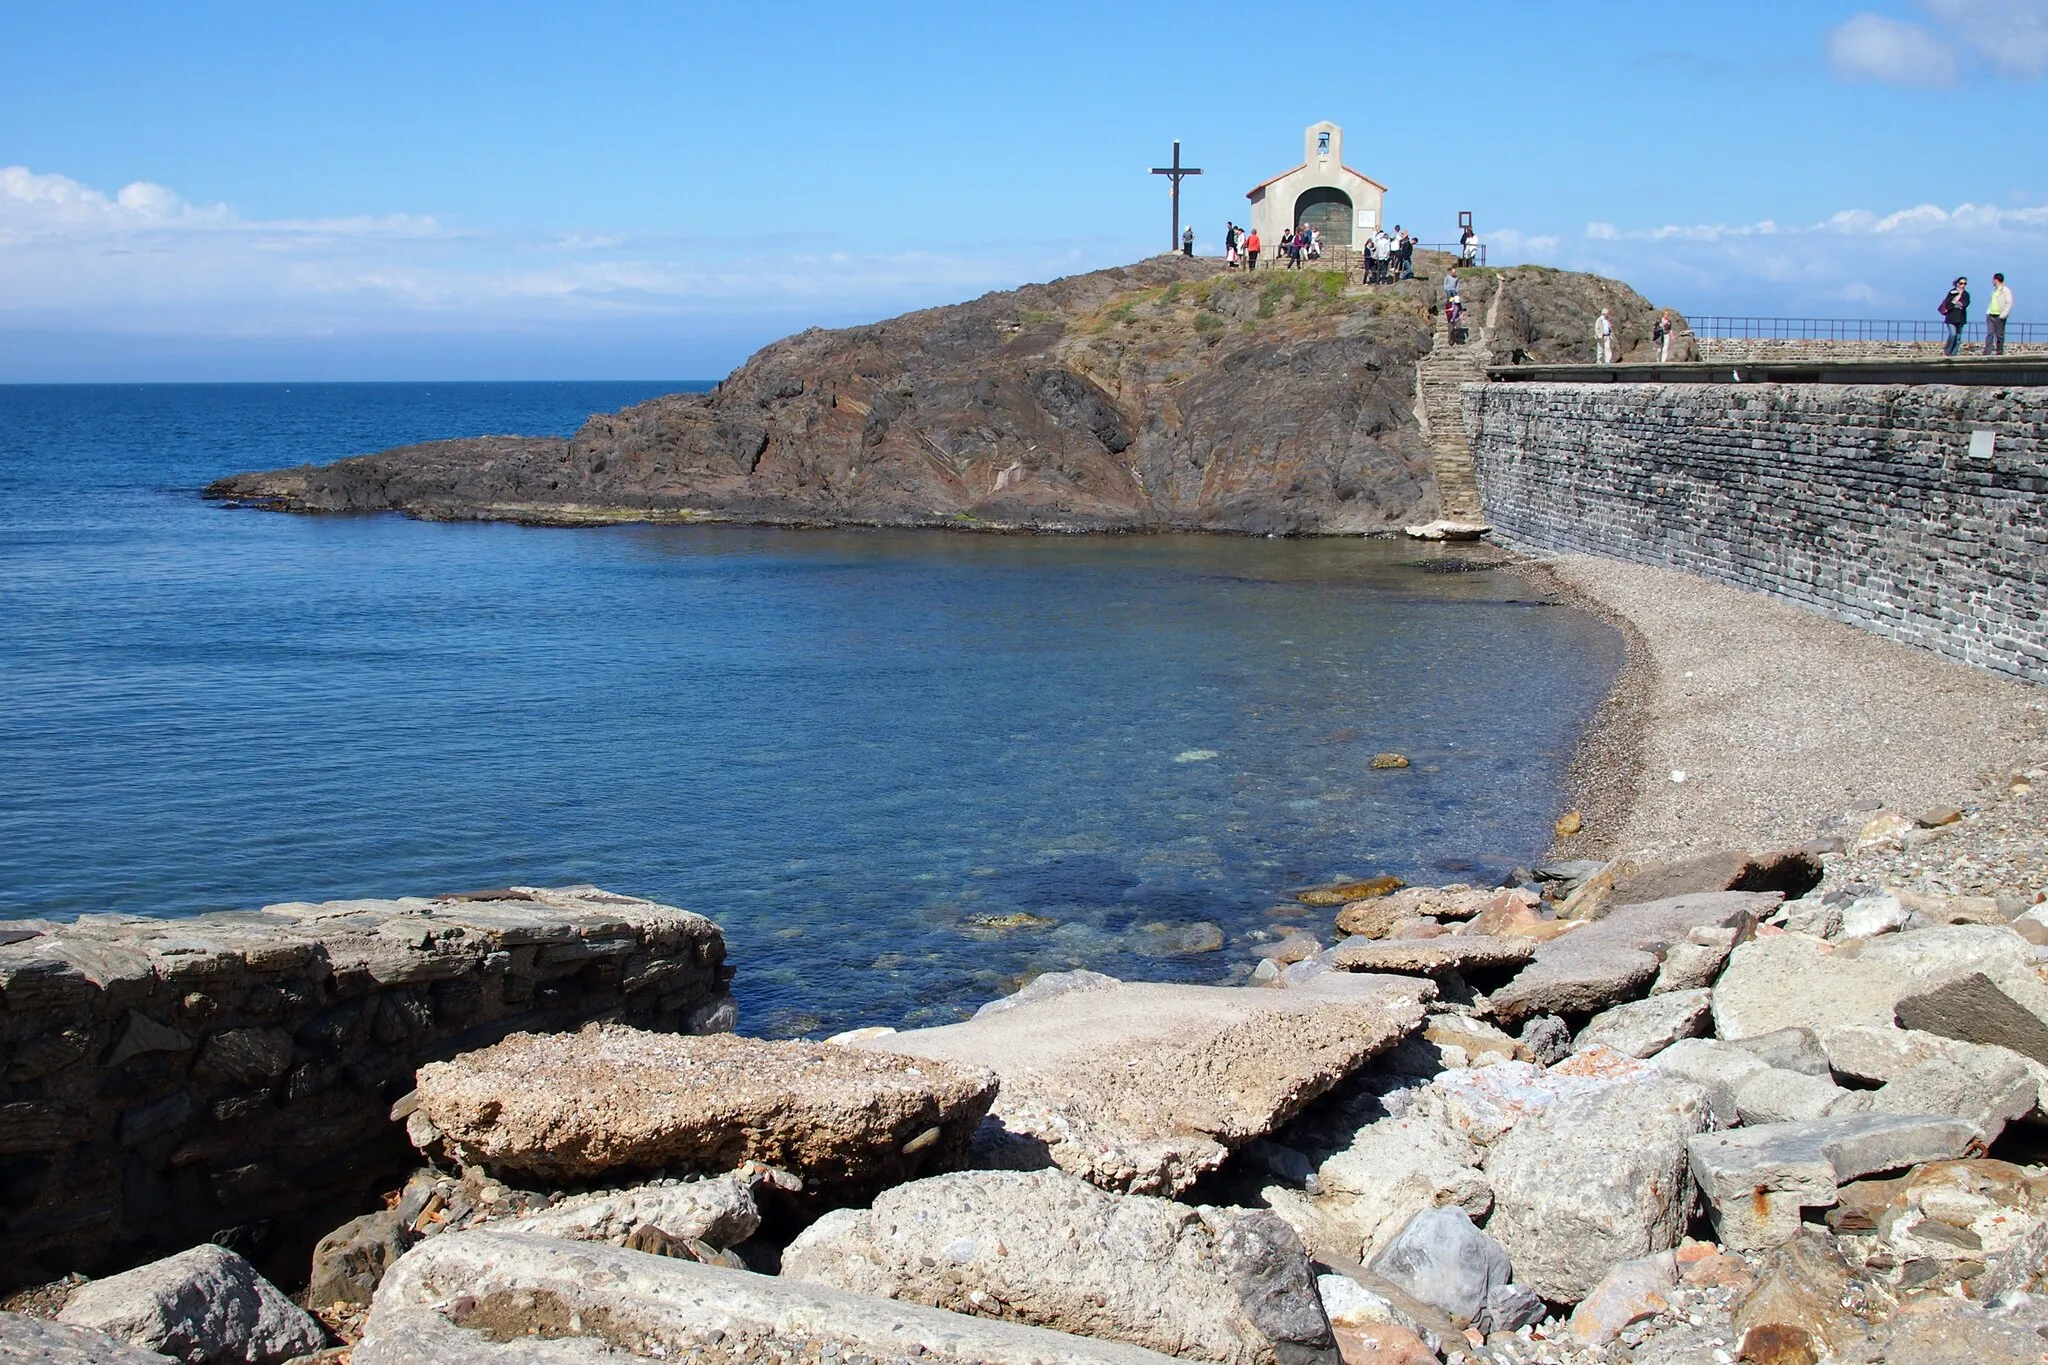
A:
1519;554;2046;861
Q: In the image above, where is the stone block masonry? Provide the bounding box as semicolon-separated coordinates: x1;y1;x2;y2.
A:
1466;382;2048;683
0;886;732;1291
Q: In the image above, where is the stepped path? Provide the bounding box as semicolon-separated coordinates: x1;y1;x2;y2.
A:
1414;282;1495;523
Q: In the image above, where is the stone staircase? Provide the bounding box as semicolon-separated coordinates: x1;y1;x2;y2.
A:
1414;288;1493;523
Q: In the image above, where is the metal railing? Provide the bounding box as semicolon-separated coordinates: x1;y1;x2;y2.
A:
1685;315;2043;344
1416;242;1487;267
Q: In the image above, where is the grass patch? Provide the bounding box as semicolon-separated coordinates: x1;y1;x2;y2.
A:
1020;309;1060;325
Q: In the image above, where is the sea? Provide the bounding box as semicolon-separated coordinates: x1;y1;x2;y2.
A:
0;382;1623;1036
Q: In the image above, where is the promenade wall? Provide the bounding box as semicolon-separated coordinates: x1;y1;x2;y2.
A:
0;886;732;1289
1693;338;2048;363
1465;381;2048;683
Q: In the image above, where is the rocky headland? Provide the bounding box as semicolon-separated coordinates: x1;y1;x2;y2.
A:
204;254;1665;534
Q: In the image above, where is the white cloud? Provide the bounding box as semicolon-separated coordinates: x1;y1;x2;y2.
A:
0;165;1107;342
1920;0;2048;78
1827;12;1960;86
1488;199;2048;315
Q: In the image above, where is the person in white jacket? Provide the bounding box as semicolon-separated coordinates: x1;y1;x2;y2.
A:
1596;309;1615;365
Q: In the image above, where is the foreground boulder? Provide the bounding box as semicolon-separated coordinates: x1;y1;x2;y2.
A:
1365;1207;1511;1326
56;1243;324;1364
0;1313;175;1363
357;1228;1183;1363
1688;1113;1982;1250
1486;892;1777;1025
853;975;1432;1194
406;1022;997;1198
782;1168;1335;1365
1482;1074;1712;1302
1710;925;2037;1041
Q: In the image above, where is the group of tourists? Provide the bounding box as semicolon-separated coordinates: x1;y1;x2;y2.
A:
1362;226;1417;283
1940;274;2016;356
1222;222;1325;269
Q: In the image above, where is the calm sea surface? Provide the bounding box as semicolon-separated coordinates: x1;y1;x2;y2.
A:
0;383;1622;1035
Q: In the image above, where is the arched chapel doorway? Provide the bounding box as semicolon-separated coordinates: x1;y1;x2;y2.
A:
1293;187;1353;246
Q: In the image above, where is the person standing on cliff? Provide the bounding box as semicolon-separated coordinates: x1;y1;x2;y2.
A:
1182;225;1195;257
1654;309;1677;363
1245;228;1261;272
1940;277;1970;357
1596;308;1616;364
1985;273;2013;355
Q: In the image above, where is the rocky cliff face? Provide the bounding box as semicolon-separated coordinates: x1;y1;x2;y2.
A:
207;256;1663;534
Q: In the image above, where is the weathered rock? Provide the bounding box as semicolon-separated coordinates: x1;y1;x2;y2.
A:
1729;1026;1831;1076
1516;1015;1571;1065
1432;1046;1654;1147
1366;1207;1510;1326
1487;892;1777;1025
57;1243;324;1365
1572;989;1710;1059
1326;1321;1435;1365
409;1023;996;1198
1265;936;1323;967
1337;888;1496;938
972;968;1120;1018
1688;1113;1983;1251
1873;1159;2048;1280
855;976;1431;1195
1867;1052;2036;1142
1482;1075;1710;1302
1606;849;1820;911
1780;896;1843;939
1568;1253;1675;1347
1894;887;2009;926
308;1211;415;1312
358;1227;1184;1363
1711;925;2036;1042
1313;1111;1492;1262
1894;971;2048;1066
1649;928;1738;994
783;1168;1334;1365
1324;936;1532;978
1312;1273;1454;1360
498;1175;759;1248
1473;1283;1547;1336
0;1313;176;1364
1651;1039;1768;1126
1838;892;1911;939
1734;1068;1856;1125
1873;1295;2048;1365
1731;1231;1866;1365
1419;1015;1527;1065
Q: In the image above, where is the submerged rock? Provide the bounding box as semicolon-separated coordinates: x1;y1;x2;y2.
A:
783;1168;1335;1365
407;1022;996;1199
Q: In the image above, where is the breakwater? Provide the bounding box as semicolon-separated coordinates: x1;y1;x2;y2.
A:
1466;381;2047;683
0;887;730;1289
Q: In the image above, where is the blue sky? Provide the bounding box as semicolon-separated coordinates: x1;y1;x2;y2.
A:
1;1;2042;380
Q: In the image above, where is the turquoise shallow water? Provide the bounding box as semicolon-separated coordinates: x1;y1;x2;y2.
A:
0;383;1622;1035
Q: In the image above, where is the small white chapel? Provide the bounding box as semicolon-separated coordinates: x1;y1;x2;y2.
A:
1245;122;1387;250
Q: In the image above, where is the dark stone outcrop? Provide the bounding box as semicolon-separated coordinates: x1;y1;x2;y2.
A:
207;256;1659;533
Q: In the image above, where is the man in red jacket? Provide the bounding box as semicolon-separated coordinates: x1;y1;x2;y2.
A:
1245;229;1261;272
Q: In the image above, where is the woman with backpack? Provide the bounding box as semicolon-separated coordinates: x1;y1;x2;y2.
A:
1940;277;1970;357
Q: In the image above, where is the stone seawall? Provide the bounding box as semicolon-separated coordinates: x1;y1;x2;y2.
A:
1694;338;2047;363
1465;382;2047;682
0;886;732;1291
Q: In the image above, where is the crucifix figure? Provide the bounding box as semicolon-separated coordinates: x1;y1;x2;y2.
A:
1150;140;1203;254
